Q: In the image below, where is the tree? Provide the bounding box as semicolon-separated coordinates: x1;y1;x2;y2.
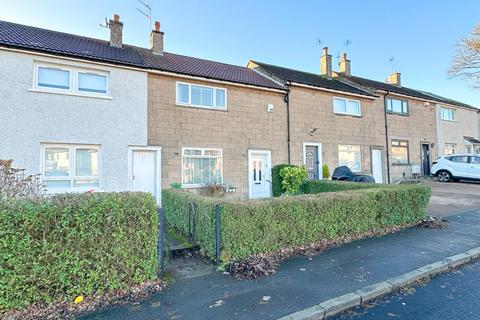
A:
449;23;480;87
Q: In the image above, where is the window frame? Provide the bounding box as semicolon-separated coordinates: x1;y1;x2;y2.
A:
444;143;456;155
338;144;362;172
333;96;362;116
386;97;409;115
176;81;228;110
41;144;101;192
181;147;223;188
440;107;456;121
391;139;410;165
33;62;110;98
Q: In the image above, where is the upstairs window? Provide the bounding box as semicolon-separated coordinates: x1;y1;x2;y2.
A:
34;63;109;97
386;98;408;115
37;66;71;90
333;97;361;116
440;107;455;121
176;82;227;109
78;72;108;94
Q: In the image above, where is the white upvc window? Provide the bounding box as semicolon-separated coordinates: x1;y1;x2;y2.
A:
386;98;409;115
176;82;227;109
333;97;361;116
42;144;100;191
440;107;455;121
34;63;109;97
181;148;223;187
338;144;361;172
444;143;456;155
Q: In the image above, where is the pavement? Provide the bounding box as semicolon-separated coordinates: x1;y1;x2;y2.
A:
82;181;480;320
426;180;480;217
331;259;480;320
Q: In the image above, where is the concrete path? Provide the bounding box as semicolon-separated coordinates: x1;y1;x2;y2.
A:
82;208;480;320
331;259;480;320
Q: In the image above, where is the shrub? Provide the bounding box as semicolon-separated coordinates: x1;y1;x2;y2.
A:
198;184;225;197
322;164;330;179
279;166;307;195
0;159;45;200
303;180;377;194
163;184;431;262
0;192;158;312
271;164;290;197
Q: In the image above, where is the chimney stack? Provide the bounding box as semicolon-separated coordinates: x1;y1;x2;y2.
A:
109;14;123;48
338;52;351;76
387;71;401;86
320;47;332;78
150;21;164;55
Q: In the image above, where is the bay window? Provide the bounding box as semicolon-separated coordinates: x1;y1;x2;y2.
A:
182;148;223;186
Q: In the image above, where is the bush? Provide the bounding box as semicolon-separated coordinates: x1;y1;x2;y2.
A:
303;180;377;194
279;166;307;195
163;184;431;262
0;159;45;200
271;164;290;197
0;192;158;312
322;164;330;179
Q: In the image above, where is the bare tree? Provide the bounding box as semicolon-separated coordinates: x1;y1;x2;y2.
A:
449;24;480;87
0;159;45;200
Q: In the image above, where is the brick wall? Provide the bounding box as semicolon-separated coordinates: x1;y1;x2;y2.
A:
148;74;287;198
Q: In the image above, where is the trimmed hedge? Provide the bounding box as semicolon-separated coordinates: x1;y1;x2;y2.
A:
163;183;431;262
271;164;290;197
0;192;158;312
302;180;378;194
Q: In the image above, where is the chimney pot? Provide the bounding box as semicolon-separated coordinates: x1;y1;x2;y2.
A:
109;14;123;48
150;21;164;55
320;46;332;78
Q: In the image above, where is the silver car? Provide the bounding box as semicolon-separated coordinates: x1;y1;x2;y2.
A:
431;154;480;182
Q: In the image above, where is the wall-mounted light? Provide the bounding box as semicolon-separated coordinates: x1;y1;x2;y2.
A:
309;128;318;136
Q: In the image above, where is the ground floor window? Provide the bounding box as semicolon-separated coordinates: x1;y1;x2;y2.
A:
475;146;480;155
338;144;361;172
444;143;456;155
182;148;223;187
391;140;409;165
42;144;100;189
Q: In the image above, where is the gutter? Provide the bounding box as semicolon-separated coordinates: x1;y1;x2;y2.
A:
384;91;391;184
290;81;378;100
285;81;292;164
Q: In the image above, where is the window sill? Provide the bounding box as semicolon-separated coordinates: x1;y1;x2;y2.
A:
29;88;112;100
387;112;409;117
45;187;100;194
392;163;411;166
175;104;228;112
440;119;457;122
333;112;362;118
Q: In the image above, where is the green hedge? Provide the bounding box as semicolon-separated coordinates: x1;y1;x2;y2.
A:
163;184;431;262
0;192;158;312
302;180;378;194
271;164;290;197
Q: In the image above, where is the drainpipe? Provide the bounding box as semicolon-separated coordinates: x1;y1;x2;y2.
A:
284;81;292;165
384;91;391;184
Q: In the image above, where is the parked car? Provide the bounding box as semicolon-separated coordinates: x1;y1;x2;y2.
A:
331;166;375;183
431;154;480;182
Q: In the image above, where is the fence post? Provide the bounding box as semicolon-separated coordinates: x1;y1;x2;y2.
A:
215;204;221;265
158;207;165;277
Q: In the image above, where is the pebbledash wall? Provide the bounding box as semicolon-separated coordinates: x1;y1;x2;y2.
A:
288;85;387;180
148;74;288;198
435;105;480;155
0;48;148;192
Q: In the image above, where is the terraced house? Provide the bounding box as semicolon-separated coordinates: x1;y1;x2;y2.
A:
0;15;478;201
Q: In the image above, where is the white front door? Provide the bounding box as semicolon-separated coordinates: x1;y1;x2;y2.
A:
130;148;161;203
371;148;383;183
248;150;272;199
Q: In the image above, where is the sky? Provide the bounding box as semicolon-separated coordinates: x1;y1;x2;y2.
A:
1;0;479;106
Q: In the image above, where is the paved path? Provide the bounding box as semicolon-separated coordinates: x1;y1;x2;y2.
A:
332;259;480;320
82;209;480;320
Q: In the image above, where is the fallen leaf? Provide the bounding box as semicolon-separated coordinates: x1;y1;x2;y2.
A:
387;312;400;317
209;300;224;308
